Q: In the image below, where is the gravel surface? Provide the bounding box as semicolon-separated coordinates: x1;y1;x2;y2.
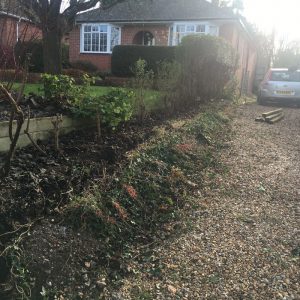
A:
108;104;300;300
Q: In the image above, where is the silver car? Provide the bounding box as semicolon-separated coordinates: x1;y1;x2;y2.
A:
258;68;300;105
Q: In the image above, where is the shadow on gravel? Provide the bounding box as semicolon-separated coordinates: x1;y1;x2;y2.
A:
257;101;300;109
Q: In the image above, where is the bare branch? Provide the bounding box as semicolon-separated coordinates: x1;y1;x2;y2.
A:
24;106;47;155
62;0;100;19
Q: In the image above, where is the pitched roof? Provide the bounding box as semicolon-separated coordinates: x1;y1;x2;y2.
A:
76;0;237;23
0;10;32;23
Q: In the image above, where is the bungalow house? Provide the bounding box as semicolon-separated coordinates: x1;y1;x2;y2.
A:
69;0;257;94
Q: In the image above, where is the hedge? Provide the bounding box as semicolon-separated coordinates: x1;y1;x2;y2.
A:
14;41;69;72
176;35;237;102
111;45;176;76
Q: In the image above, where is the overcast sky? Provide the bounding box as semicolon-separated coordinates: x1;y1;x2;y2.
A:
243;0;300;41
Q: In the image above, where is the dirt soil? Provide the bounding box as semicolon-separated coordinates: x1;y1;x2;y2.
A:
0;98;67;122
105;103;300;300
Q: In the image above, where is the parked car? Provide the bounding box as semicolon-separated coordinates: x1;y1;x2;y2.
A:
258;68;300;105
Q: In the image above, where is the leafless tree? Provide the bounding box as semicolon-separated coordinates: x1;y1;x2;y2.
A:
17;0;124;74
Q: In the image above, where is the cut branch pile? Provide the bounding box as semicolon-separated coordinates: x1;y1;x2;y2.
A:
255;109;284;124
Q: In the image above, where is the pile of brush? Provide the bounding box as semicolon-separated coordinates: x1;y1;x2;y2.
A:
255;109;284;124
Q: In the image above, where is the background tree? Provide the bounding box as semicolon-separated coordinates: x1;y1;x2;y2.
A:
273;39;300;68
17;0;123;74
250;27;275;92
212;0;244;13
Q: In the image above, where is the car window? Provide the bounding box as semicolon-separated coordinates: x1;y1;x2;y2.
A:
271;71;300;82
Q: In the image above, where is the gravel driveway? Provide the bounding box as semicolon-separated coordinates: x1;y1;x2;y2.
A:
110;104;300;300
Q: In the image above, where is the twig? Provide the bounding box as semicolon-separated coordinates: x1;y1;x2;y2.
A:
0;84;24;177
8;110;15;142
24;106;47;156
0;54;31;177
0;217;43;240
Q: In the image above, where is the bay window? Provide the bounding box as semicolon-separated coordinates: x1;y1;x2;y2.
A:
81;24;121;53
170;23;219;46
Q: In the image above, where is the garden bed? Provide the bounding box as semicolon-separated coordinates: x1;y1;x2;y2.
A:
0;113;92;152
0;104;231;299
0;119;157;230
0;69;130;86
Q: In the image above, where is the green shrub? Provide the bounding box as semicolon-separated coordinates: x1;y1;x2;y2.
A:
72;88;134;138
156;61;181;113
100;88;134;127
176;35;237;104
62;68;86;79
112;45;176;76
41;73;93;108
131;59;154;122
222;77;239;101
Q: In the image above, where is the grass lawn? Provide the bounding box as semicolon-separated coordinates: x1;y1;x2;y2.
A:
14;83;163;112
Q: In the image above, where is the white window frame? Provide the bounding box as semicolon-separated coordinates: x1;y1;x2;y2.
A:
170;22;219;46
80;23;122;54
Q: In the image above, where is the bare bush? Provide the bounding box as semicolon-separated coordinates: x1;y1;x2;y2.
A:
176;35;237;105
0;1;40;177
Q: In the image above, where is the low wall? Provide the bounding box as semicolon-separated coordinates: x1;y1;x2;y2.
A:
0;115;92;153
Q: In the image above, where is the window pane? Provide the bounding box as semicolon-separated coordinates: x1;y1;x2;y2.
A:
176;25;185;33
100;33;108;52
196;25;206;33
84;33;91;51
83;24;111;52
92;33;99;51
169;26;174;46
186;25;195;32
271;71;300;82
84;25;91;32
100;25;108;33
111;26;120;50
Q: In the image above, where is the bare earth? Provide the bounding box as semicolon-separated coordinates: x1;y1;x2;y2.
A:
109;104;300;300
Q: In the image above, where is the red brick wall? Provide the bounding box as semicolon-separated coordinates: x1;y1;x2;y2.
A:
121;24;169;45
18;20;41;42
219;23;257;94
0;16;41;47
69;25;112;71
69;24;170;72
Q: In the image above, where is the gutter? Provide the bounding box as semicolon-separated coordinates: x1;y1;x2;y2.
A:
0;10;31;23
75;17;240;25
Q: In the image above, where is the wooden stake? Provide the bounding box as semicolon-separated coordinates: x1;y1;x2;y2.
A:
51;114;63;152
24;106;47;155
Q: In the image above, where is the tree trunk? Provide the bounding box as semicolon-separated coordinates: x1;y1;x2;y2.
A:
43;29;63;74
